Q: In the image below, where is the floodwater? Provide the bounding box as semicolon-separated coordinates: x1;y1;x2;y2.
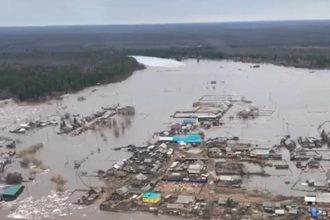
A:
1;57;330;219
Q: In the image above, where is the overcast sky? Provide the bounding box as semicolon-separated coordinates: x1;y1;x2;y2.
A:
1;0;330;27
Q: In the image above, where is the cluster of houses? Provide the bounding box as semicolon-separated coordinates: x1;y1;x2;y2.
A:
10;119;57;134
163;158;208;183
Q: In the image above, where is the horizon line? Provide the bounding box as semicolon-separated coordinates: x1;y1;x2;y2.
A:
0;18;330;28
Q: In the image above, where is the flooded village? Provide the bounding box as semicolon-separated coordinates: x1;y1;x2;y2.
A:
2;57;330;219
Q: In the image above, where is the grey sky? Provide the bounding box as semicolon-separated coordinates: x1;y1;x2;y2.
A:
1;0;330;26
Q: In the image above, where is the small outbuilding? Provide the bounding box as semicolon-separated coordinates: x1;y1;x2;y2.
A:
0;184;24;201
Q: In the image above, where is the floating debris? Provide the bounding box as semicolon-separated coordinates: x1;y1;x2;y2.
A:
6;191;81;220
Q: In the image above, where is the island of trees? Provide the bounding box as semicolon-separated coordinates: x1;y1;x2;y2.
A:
0;51;144;101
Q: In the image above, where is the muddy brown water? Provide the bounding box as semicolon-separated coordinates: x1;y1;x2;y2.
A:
1;58;330;219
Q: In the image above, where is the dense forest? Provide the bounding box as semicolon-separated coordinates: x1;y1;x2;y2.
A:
0;52;144;101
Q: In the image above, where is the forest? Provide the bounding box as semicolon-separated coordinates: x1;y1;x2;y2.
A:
0;52;144;101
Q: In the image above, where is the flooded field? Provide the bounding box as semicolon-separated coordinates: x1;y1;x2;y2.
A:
1;57;330;219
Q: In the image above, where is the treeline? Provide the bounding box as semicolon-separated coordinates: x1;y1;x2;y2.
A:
124;47;330;69
232;55;330;69
0;53;144;101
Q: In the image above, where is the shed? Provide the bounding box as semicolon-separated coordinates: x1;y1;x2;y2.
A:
116;186;129;196
218;198;228;205
158;136;174;142
136;173;148;181
167;203;184;210
0;184;24;201
147;145;156;151
170;161;179;169
327;169;330;184
176;195;195;204
160;143;167;149
144;158;153;163
171;123;182;131
197;115;218;122
275;209;285;215
304;195;316;205
167;148;174;156
187;169;201;174
219;175;234;182
289;207;298;215
250;148;270;158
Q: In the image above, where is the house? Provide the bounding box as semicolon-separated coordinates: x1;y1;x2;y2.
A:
262;202;281;213
176;195;195;204
173;134;202;144
197;114;219;122
187;161;204;174
135;173;148;181
288;207;299;215
143;192;161;204
304;194;330;205
316;193;330;205
250;148;270;158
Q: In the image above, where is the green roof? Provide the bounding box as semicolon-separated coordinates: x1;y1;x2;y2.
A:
3;184;24;196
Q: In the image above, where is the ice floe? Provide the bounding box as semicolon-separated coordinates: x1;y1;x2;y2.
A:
6;190;82;220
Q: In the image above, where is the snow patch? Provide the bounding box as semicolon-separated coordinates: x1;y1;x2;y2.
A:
131;56;184;68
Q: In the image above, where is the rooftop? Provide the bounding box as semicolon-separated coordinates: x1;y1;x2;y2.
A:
176;195;195;204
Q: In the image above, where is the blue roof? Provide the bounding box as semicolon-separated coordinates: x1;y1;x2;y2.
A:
143;192;161;199
173;134;202;143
